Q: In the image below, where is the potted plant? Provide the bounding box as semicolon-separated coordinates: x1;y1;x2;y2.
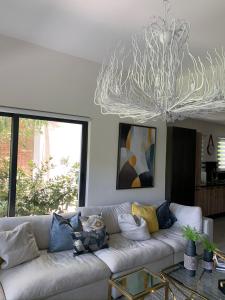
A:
202;237;217;272
182;225;201;277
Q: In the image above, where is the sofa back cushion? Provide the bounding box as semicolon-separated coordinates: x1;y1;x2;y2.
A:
170;203;203;232
78;202;131;234
0;222;40;269
0;212;75;250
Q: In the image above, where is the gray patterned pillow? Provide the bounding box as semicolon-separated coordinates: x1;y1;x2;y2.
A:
71;227;108;256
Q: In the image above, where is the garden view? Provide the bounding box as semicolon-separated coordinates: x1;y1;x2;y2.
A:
0;116;81;217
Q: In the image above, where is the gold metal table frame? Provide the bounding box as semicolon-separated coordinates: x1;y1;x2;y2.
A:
108;268;169;300
160;271;208;300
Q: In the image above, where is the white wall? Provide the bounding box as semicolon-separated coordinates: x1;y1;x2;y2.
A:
172;119;225;162
0;34;167;207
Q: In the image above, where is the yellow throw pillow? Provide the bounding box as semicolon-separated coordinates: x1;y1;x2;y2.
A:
132;203;159;233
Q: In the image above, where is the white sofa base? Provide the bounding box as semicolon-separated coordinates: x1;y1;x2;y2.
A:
112;254;174;279
45;279;109;300
0;280;109;300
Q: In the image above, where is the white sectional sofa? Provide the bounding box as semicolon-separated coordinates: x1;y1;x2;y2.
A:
0;202;213;300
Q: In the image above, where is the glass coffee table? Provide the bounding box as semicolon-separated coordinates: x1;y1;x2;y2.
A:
108;268;169;300
161;259;225;300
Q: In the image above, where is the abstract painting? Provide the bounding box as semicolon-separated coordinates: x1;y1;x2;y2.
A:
117;123;156;189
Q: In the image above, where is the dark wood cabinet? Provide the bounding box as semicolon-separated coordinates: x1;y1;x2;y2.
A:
166;126;196;206
195;186;225;216
194;132;225;216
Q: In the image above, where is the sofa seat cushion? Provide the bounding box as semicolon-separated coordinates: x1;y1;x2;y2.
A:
152;225;187;253
94;233;172;273
153;225;206;260
0;250;111;300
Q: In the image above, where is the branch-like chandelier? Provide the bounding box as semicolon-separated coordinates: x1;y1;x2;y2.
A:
94;0;225;123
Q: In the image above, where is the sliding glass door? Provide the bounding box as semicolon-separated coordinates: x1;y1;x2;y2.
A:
0;113;88;217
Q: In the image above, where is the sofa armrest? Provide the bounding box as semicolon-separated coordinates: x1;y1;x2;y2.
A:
202;217;214;242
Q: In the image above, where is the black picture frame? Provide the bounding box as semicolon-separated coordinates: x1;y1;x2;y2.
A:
116;123;157;190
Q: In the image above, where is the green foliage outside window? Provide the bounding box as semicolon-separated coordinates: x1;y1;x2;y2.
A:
0;117;80;217
0;117;46;142
0;158;80;217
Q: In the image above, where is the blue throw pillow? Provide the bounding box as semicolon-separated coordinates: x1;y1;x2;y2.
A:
156;201;177;229
72;227;108;256
48;213;82;253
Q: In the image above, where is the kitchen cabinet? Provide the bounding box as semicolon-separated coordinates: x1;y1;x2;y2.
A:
195;186;225;216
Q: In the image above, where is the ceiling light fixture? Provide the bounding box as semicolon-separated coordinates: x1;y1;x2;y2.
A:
94;0;225;123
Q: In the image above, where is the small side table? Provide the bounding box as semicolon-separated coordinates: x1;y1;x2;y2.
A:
108;268;169;300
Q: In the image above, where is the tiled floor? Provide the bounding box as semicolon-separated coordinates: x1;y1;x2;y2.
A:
213;216;225;251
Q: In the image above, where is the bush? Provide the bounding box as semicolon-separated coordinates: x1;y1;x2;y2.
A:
0;158;79;216
0;159;9;216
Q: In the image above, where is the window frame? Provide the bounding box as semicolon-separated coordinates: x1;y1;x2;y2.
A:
217;137;225;172
0;111;88;216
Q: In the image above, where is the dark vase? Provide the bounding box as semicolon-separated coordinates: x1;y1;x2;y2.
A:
203;249;213;272
184;240;197;277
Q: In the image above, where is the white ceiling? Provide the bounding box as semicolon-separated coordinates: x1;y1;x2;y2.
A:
0;0;225;63
0;0;225;124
